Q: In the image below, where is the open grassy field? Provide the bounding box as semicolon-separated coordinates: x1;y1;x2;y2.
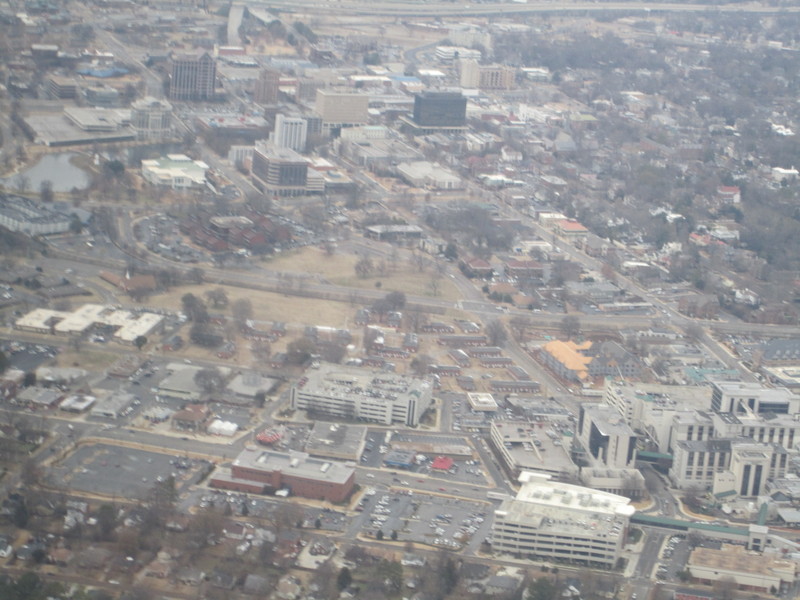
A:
57;349;120;370
264;246;461;301
147;284;354;329
263;246;357;276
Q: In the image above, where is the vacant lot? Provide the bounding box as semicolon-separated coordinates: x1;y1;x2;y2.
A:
148;284;353;329
57;349;119;370
264;246;357;276
266;246;461;300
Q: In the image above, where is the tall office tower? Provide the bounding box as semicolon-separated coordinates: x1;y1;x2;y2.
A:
272;114;308;153
577;403;638;469
251;142;308;197
458;59;481;88
169;52;216;101
458;59;515;90
131;97;173;140
254;67;280;104
315;89;369;133
412;91;467;128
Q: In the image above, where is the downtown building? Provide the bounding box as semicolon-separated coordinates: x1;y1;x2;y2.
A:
131;97;173;141
169;52;216;101
254;66;281;104
210;447;355;502
314;88;369;135
251;141;308;197
271;114;308;152
290;363;433;426
491;471;635;568
400;90;468;135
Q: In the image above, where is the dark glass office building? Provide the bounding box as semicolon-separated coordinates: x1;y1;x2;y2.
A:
412;91;467;127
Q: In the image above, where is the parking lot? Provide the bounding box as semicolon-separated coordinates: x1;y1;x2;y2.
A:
654;534;689;583
47;443;206;499
363;431;488;487
184;489;347;533
442;392;495;433
2;341;58;373
353;488;492;551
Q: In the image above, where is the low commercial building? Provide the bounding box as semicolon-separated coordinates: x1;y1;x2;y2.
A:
64;107;131;132
491;471;635;567
364;224;424;243
688;544;796;593
141;154;209;190
15;304;164;344
396;161;462;190
304;421;367;462
157;364;227;402
0;193;71;235
290;363;433;426
490;420;578;481
210;448;355;502
538;340;593;383
226;372;280;404
90;392;135;419
466;392;498;412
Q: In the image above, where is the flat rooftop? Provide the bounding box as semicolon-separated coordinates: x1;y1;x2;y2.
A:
492;420;577;477
304;421;367;458
233;447;354;485
689;544;794;578
496;472;634;536
24;113;135;146
298;363;431;405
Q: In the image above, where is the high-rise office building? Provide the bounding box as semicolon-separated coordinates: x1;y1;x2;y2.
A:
169;52;216;101
254;67;280;104
272;114;308;153
577;403;638;469
458;59;515;90
251;142;308;197
412;91;466;127
131;97;173;141
315;89;369;133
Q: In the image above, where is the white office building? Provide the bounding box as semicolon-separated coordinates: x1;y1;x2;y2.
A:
491;472;635;567
669;438;789;494
272;114;308;153
290;363;433;426
130;97;173;141
710;380;799;415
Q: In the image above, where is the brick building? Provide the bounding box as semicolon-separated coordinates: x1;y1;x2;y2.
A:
210;448;355;503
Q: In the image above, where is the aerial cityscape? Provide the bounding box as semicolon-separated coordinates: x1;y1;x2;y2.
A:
0;0;799;599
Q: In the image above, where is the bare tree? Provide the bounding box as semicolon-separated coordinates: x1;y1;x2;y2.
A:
509;315;530;341
205;287;229;309
410;354;433;376
231;298;253;329
355;256;374;278
486;319;508;347
712;576;738;600
194;367;226;394
428;275;442;297
39;179;54;203
560;315;581;339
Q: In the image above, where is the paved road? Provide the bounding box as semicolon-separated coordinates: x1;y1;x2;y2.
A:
248;0;800;18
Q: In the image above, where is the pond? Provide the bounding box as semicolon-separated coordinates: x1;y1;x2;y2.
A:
7;153;92;192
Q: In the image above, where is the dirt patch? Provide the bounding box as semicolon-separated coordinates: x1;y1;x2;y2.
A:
264;246;461;300
57;349;119;370
147;284;354;329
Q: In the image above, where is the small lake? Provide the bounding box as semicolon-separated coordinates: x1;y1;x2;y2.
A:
7;153;92;192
